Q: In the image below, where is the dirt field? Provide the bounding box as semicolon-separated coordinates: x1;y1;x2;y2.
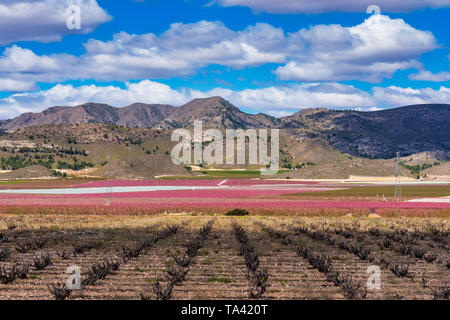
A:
0;214;448;300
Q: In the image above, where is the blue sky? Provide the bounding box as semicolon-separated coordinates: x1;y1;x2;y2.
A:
0;0;449;118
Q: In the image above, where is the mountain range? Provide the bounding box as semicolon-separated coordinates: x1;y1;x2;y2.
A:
1;97;449;159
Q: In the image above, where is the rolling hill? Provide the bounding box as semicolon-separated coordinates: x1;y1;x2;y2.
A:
2;97;449;159
0;97;448;179
2;97;281;131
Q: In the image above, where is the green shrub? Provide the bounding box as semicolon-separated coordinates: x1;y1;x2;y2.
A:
208;276;232;284
225;208;249;216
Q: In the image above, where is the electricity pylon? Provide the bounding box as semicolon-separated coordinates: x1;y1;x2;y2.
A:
106;155;112;205
394;152;402;201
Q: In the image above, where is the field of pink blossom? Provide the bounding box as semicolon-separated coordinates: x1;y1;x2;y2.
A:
48;188;337;199
0;179;449;217
0;193;449;210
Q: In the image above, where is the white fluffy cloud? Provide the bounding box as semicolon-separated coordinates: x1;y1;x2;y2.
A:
0;79;37;92
217;0;450;13
192;83;376;114
79;21;286;80
409;70;450;81
275;15;436;82
0;46;74;81
2;80;448;119
0;21;286;86
0;46;76;92
372;86;450;106
0;15;437;89
0;0;111;45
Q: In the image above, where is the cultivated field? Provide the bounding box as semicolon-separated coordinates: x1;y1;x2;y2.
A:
0;214;448;300
0;178;448;300
0;179;449;216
